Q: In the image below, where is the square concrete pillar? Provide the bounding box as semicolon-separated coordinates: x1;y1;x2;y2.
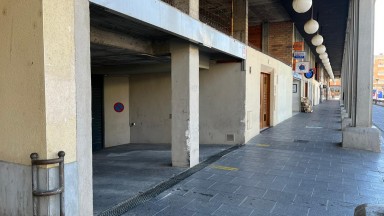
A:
0;0;92;215
173;0;199;19
232;0;248;44
342;0;381;152
170;41;199;167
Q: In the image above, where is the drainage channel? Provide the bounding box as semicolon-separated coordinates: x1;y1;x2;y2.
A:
97;144;244;216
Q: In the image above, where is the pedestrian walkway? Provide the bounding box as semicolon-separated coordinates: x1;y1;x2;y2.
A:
373;105;384;136
120;101;384;216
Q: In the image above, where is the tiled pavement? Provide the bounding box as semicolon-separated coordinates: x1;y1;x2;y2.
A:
122;101;384;216
373;105;384;135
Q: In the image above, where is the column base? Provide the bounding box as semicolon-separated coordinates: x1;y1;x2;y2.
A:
341;117;352;130
342;127;381;152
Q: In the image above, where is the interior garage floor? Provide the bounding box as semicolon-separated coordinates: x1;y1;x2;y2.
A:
92;143;233;214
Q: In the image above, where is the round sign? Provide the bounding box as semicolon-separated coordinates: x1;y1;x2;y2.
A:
304;69;314;79
114;102;124;112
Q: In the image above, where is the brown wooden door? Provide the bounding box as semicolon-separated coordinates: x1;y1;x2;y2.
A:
305;82;308;98
260;73;270;130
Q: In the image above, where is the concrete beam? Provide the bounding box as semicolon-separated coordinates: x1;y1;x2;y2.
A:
90;0;246;59
90;27;153;54
92;63;171;75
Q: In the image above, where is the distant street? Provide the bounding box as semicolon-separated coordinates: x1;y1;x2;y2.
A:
373;105;384;137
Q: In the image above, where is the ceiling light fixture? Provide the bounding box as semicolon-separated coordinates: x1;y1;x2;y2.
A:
292;0;312;13
304;19;319;34
316;45;326;54
304;2;318;34
312;34;323;46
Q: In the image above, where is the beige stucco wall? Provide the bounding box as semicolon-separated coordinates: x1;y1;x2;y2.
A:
0;0;77;165
129;63;246;145
245;47;293;143
104;77;130;147
129;73;172;143
200;63;246;144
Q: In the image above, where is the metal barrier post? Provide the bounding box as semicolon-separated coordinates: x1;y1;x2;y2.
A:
30;151;65;216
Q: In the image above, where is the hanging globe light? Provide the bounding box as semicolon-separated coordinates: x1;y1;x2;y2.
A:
312;34;324;46
322;58;330;64
292;0;312;13
319;52;328;59
316;45;326;54
323;62;331;67
304;19;319;34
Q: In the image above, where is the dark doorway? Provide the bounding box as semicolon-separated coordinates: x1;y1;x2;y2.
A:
92;75;104;152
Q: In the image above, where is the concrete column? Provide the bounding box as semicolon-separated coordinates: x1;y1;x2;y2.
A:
173;0;199;19
355;0;375;127
262;22;269;54
342;0;381;152
75;0;93;215
232;0;248;44
170;41;199;167
0;0;92;214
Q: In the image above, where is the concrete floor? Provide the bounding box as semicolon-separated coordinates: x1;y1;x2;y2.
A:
122;101;384;216
93;143;232;214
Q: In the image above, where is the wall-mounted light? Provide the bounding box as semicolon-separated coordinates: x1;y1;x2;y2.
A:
312;34;323;46
292;0;312;13
316;45;326;54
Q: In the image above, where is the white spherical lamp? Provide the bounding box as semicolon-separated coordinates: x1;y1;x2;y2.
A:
319;53;328;59
322;58;330;64
292;0;312;13
311;34;324;46
316;45;326;54
304;19;319;34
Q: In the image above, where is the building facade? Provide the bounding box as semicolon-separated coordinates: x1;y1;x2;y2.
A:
0;0;377;215
373;54;384;99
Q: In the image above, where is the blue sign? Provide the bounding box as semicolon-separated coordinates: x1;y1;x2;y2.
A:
114;102;124;113
304;69;314;79
293;51;306;59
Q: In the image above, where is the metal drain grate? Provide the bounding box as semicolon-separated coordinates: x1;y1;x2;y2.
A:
98;144;244;216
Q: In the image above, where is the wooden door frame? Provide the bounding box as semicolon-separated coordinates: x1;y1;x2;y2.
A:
260;72;271;130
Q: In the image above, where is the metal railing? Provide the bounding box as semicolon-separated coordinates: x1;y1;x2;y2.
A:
30;151;65;216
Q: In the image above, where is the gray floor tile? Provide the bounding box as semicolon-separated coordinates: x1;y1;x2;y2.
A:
240;196;276;213
114;102;384;216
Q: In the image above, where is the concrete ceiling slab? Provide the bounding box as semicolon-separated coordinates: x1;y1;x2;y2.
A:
249;0;290;24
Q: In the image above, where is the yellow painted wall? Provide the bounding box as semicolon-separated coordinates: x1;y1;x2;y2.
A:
0;0;77;165
104;77;131;147
43;0;77;164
